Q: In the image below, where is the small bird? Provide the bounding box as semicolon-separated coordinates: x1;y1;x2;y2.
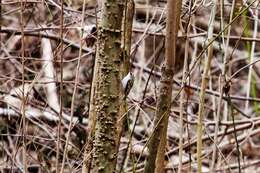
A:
83;25;97;47
121;72;134;100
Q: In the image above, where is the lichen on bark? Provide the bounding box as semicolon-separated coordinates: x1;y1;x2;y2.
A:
91;0;125;173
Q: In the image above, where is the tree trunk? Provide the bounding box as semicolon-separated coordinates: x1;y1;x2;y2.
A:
144;0;182;173
91;0;125;172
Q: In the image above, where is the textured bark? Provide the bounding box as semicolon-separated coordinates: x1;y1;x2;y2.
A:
144;67;174;173
144;0;182;173
92;0;125;173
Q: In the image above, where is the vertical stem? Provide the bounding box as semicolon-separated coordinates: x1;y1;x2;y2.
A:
118;0;135;171
20;1;27;173
178;17;192;173
83;6;100;173
210;1;235;171
56;0;64;172
197;0;216;170
144;0;182;173
196;45;213;173
91;0;125;172
60;0;87;172
245;2;259;112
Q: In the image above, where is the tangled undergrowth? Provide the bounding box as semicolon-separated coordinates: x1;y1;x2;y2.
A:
1;0;260;172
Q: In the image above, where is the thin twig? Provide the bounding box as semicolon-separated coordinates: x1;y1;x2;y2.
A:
56;0;64;171
60;0;87;172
